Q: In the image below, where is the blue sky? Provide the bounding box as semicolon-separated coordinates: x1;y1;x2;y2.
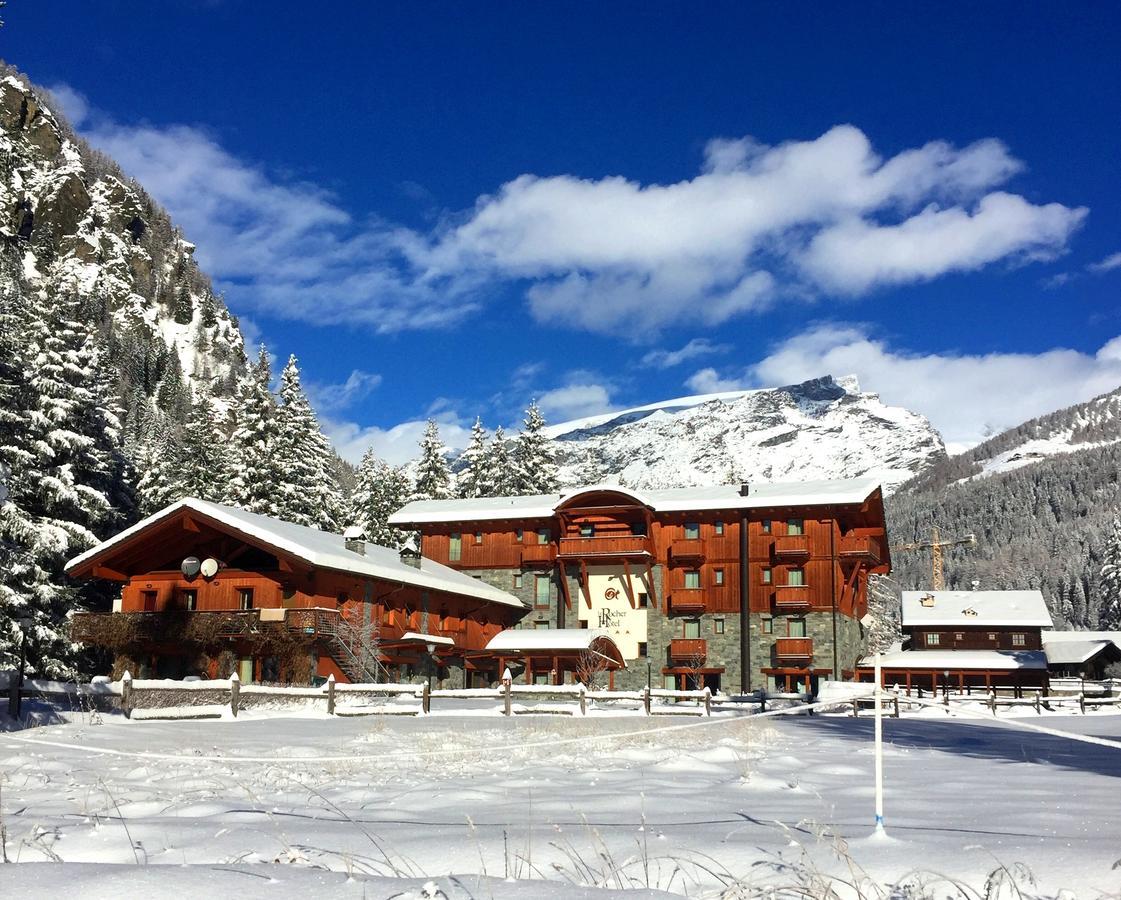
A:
6;1;1121;461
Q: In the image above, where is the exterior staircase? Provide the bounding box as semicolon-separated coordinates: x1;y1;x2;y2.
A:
288;608;389;683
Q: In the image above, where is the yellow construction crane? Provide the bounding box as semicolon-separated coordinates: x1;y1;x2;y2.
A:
892;526;977;590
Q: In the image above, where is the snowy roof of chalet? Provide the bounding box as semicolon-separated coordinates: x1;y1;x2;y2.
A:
389;476;884;525
398;632;456;647
1042;640;1115;665
1041;630;1121;644
901;590;1053;628
64;498;527;610
485;628;619;654
859;649;1049;670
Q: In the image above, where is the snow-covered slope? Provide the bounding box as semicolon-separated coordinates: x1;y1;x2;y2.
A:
549;375;946;493
0;67;245;395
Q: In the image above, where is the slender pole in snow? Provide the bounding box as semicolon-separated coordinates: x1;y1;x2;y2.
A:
873;651;886;834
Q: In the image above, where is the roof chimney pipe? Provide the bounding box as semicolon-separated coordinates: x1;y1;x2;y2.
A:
399;540;422;569
739;482;751;497
343;525;367;556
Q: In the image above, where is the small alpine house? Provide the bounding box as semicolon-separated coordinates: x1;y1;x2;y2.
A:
65;498;528;686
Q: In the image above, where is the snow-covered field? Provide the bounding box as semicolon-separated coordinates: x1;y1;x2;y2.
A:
1;707;1120;898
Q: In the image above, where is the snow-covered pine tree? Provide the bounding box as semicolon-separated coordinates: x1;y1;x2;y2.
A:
275;355;344;530
414;419;452;500
178;385;232;503
486;426;515;495
1099;516;1121;629
457;418;489;499
864;573;902;654
512;401;558;495
134;414;181;515
228;346;287;517
349;449;413;548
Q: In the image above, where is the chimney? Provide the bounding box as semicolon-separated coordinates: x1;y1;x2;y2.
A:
399;541;422;569
343;525;366;556
738;482;751;497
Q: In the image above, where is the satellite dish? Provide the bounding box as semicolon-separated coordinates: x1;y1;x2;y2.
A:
200;558;220;579
181;556;201;580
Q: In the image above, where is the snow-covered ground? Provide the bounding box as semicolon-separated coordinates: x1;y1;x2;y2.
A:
1;707;1120;898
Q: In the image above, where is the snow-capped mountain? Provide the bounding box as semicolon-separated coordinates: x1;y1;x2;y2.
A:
548;375;946;493
0;66;246;398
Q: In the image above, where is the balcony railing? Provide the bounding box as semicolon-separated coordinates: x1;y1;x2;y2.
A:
773;535;810;558
774;586;811;609
775;637;814;660
520;543;556;566
669;638;706;662
669;539;705;565
839;534;884;565
557;535;653;558
669;591;706;614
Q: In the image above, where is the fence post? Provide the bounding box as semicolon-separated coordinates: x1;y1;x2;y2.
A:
579;684;586;716
893;695;900;718
7;669;19;719
1079;692;1086;715
230;672;240;718
504;681;512;717
988;690;996;715
1034;690;1041;715
943;688;949;709
422;681;431;715
121;670;133;719
327;674;336;716
851;698;859;717
704;687;711;717
642;685;651;716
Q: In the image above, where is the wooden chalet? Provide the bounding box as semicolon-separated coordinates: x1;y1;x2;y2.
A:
1041;631;1121;680
389;477;891;693
857;589;1054;693
64;498;528;686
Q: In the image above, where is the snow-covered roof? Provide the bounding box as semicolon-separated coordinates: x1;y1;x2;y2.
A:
390;476;884;525
485;628;618;654
65;498;527;610
398;632;456;647
1041;630;1121;644
859;649;1049;670
1042;640;1115;665
901;590;1053;628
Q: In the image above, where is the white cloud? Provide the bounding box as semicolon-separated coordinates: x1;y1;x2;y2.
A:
691;323;1121;446
536;383;616;422
45;82;90;127
55;83;1085;336
307;369;383;414
324;414;472;466
641;338;733;368
684;368;750;394
1089;251;1121;273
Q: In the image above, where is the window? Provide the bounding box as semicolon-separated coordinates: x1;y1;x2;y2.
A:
664;674;678;690
684;523;700;540
788;618;807;638
684;619;701;639
474;531;483;544
142;590;157;612
988;633;997;640
787;568;805;587
237;588;254;611
762;617;773;634
579;620;589;629
637;641;648;657
715;521;724;535
631;521;647;536
513;573;523;589
762;519;771;534
515;528;524;543
181;589;197;611
535;575;551;607
954;632;964;641
684;570;701;589
637;592;649;609
535;620;550;630
714;568;725;586
1011;633;1026;647
714;618;725;635
449;533;462;561
787;519;804;536
762;567;772;584
926;632;941;647
534;671;550;683
536;528;551;544
580;522;595;538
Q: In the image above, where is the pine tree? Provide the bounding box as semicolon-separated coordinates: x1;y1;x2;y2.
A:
156;349;191;422
864;573;902;653
486;426;515;495
349;449;413;548
457;418;489;499
274;355;343;530
134;415;181;515
512;401;558;495
1100;517;1121;629
414;419;452;500
228;346;287;517
179;385;232;502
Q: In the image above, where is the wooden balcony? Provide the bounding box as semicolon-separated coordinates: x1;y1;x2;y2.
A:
669;539;705;565
68;608;329;645
557;535;653;559
839;534;884;565
520;543;556;566
773;534;810;558
775;637;813;661
773;586;811;610
669;591;706;614
669;638;706;662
